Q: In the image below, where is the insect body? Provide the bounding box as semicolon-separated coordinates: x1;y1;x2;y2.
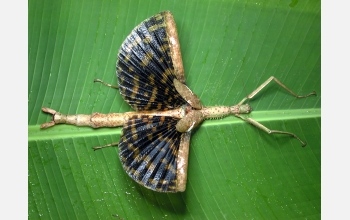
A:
41;11;316;193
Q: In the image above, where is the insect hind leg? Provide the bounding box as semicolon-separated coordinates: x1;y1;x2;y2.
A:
235;114;307;147
238;76;317;105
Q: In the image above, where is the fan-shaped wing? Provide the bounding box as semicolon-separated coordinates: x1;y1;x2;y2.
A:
118;115;189;192
116;11;187;111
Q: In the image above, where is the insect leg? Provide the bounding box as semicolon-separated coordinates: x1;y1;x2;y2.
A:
238;76;316;105
93;142;119;151
94;79;119;89
235;114;307;147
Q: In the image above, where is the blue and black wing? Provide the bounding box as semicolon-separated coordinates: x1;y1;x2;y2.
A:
118;115;188;192
116;11;187;111
116;11;191;192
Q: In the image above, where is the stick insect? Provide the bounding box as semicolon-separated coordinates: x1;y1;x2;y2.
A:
41;11;316;193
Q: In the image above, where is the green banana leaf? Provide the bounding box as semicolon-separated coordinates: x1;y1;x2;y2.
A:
28;0;321;219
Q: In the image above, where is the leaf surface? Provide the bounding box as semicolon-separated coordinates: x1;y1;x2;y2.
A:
28;0;321;219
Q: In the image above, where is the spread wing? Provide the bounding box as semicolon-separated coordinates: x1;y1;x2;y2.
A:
118;115;188;192
116;11;187;111
116;11;191;192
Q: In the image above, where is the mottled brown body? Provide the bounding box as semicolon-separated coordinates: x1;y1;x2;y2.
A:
41;106;187;129
41;101;252;131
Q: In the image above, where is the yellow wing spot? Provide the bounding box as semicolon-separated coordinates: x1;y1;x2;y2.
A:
149;87;158;102
131;126;137;134
160;69;171;85
147;119;154;125
128;144;140;159
159;44;169;53
144;155;152;164
167;164;176;174
133;169;140;178
141;51;153;67
120;156;127;162
143;35;152;44
117;66;124;74
135;36;142;44
164;87;170;95
161;157;168;164
147;162;156;172
128;66;134;72
168;144;178;153
160;148;168;154
166;51;172;61
125;42;132;53
174;93;181;100
142;116;151;123
159;179;169;185
144;86;157;110
148;25;158;32
163;137;173;146
127;142;134;149
148;23;166;32
126;37;140;53
149;178;158;185
145;103;152;110
130;85;139;100
152;126;157;132
124;54;131;62
135;100;141;105
131;42;138;51
132;75;140;86
148;74;155;85
132;85;140;96
164;68;173;77
147;133;153;141
121;135;127;142
160;75;168;85
132;133;138;141
167;186;176;191
167;123;173;130
154;13;162;21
